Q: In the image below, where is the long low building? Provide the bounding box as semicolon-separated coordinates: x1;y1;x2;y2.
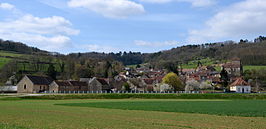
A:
17;75;112;93
0;86;17;93
49;80;88;93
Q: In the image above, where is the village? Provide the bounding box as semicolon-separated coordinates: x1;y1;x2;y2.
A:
0;58;252;94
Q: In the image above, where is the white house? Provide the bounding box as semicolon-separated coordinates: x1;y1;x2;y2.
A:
230;78;251;93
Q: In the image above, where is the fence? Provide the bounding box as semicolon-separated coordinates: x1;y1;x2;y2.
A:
43;90;202;94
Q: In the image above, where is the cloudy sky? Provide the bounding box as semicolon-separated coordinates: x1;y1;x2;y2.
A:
0;0;265;53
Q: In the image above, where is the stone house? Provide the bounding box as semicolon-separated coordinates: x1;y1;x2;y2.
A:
49;80;72;93
49;80;88;93
223;59;243;78
80;77;111;92
95;78;111;92
17;75;53;93
70;81;88;91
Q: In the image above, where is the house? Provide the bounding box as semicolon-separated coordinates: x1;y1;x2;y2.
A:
223;59;243;78
230;78;251;93
1;75;18;93
97;78;111;92
69;81;88;91
49;80;88;93
49;80;72;93
143;78;155;91
17;75;53;93
181;69;195;76
110;76;127;92
80;77;111;92
5;75;18;86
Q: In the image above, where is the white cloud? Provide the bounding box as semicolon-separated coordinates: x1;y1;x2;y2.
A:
0;4;79;52
134;40;179;47
68;0;145;18
81;44;118;53
187;0;266;43
139;0;216;7
0;3;15;10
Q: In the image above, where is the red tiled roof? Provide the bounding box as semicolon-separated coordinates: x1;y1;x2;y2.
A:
182;69;195;72
230;78;249;86
223;61;241;68
143;78;154;85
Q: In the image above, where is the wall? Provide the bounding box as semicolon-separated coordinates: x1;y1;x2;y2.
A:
17;76;34;93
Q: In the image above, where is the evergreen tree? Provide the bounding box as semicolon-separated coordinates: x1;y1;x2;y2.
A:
47;64;57;80
220;67;229;91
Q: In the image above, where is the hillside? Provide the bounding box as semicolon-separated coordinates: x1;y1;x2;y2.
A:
73;38;266;68
146;41;266;68
0;39;124;85
0;39;48;55
1;37;266;85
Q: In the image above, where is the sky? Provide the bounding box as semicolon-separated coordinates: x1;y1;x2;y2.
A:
0;0;266;54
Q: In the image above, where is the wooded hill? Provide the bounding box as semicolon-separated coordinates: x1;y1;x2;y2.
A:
1;37;266;67
72;38;266;68
146;40;266;68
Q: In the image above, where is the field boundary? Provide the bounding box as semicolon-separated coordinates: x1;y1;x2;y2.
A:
10;93;266;100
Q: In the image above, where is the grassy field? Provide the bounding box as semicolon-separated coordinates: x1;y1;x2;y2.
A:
0;57;11;68
244;65;266;70
0;50;62;71
181;58;223;71
59;100;266;117
1;99;266;129
0;50;24;57
0;51;24;69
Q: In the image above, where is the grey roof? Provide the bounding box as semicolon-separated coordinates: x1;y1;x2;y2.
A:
26;75;53;85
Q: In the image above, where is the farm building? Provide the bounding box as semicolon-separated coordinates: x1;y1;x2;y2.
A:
49;80;88;93
230;78;251;93
0;86;17;93
17;75;53;93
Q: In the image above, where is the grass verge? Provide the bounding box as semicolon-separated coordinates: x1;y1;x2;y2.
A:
16;93;266;100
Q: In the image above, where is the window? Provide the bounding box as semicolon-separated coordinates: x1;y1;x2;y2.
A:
40;86;42;89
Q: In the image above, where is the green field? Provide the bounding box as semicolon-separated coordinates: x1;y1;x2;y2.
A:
0;50;62;71
1;98;266;128
0;57;11;68
0;51;24;69
182;58;215;69
59;100;266;117
0;50;24;57
244;65;266;71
